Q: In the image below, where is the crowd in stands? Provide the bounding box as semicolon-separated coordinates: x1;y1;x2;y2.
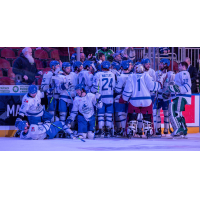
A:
0;47;199;93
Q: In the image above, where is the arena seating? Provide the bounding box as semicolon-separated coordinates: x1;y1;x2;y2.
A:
34;59;44;69
34;49;49;60
0;58;10;68
0;77;15;85
0;48;16;59
50;49;60;60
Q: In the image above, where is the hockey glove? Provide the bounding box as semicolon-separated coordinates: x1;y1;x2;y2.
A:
66;118;73;127
46;87;55;94
15;118;22;128
95;93;101;101
162;91;171;100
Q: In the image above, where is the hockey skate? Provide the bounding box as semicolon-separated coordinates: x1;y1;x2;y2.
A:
152;128;162;138
104;128;112;138
115;128;124;138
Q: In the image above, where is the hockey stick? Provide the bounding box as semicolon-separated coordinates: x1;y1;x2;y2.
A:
94;81;100;140
51;123;86;142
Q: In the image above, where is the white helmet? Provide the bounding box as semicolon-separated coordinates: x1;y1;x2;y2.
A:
135;64;145;73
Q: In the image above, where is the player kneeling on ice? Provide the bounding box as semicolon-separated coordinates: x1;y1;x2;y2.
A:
16;120;71;140
162;61;191;138
121;64;165;139
66;84;103;139
15;85;53;129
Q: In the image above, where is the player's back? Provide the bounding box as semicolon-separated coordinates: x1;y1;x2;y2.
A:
97;71;115;104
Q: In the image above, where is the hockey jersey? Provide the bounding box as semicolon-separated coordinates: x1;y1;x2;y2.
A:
156;70;175;99
41;70;53;92
172;70;191;104
78;70;93;92
122;72;162;107
115;72;132;103
69;93;102;121
91;71;115;104
20;122;65;140
19;90;44;118
58;72;78;104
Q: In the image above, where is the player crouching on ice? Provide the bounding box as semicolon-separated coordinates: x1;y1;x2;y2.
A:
121;64;166;139
66;84;103;139
16;120;72;140
162;61;191;138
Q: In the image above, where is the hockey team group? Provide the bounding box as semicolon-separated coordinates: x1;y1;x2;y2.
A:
14;57;191;140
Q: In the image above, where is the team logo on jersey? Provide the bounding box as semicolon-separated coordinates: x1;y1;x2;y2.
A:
24;99;28;103
82;103;92;114
38;127;43;131
31;127;35;132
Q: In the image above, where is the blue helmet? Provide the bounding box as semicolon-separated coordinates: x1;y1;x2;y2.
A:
141;59;146;65
28;85;37;94
83;60;92;69
111;62;121;71
18;120;28;131
62;62;71;69
75;84;85;91
135;61;141;66
121;60;129;70
102;61;110;69
127;59;133;65
160;59;170;67
73;61;83;69
50;60;59;68
144;58;151;64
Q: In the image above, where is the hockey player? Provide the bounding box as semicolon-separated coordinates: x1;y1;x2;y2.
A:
78;60;94;92
122;64;165;138
66;84;102;139
110;61;121;77
15;85;53;128
163;61;191;137
153;59;175;137
47;61;64;122
114;60;133;136
91;61;115;137
17;120;71;140
73;61;83;74
58;62;78;123
41;60;60;92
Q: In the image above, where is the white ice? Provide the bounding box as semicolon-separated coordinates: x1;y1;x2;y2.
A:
0;133;200;151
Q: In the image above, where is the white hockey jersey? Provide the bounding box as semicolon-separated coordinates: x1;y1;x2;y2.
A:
172;70;191;104
115;72;132;103
19;90;44;118
78;70;93;92
58;72;78;104
156;70;175;99
69;93;102;121
91;71;115;104
122;73;162;107
41;70;53;92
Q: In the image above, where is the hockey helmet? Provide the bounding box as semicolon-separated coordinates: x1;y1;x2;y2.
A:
135;64;145;73
111;61;121;71
127;59;133;65
28;85;37;94
62;62;71;69
135;61;141;66
75;84;85;91
18;120;28;131
160;58;170;67
144;58;151;64
141;58;146;65
121;60;129;70
50;60;59;68
83;60;92;69
102;61;110;69
73;61;83;69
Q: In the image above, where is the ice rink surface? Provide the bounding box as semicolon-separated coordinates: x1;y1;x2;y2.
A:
0;133;200;151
